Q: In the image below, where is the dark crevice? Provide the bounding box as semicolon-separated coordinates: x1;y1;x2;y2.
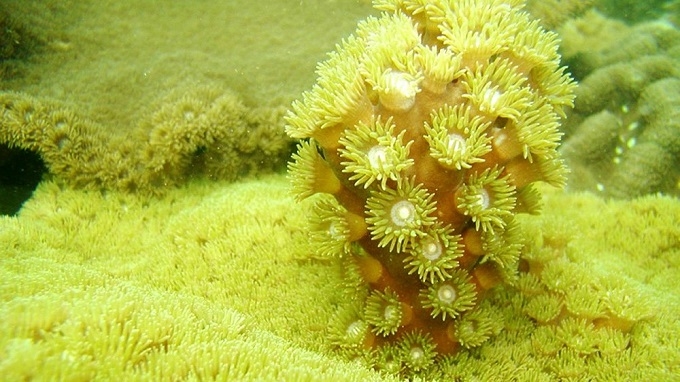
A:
0;145;46;215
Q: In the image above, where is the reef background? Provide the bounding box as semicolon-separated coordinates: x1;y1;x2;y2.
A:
0;0;376;211
1;0;680;380
2;0;375;121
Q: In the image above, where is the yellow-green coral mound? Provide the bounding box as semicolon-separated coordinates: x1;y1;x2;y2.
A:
0;174;392;381
0;88;292;194
0;174;679;380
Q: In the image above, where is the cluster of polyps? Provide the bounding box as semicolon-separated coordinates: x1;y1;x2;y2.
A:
286;0;575;376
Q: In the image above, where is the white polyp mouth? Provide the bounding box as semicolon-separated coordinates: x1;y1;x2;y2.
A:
390;200;417;227
446;133;467;154
482;88;502;111
328;221;342;240
183;111;196;121
473;188;491;210
367;145;389;170
421;238;443;261
410;347;425;361
437;284;457;304
380;71;418;111
472;34;483;48
384;305;398;321
346;321;364;338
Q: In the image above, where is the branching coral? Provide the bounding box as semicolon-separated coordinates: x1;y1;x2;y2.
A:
285;0;576;377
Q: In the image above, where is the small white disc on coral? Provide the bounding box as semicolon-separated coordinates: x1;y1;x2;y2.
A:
379;71;419;111
437;284;458;305
390;200;417;227
421;238;443;261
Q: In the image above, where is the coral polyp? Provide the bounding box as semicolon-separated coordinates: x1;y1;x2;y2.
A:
285;0;575;377
398;330;437;372
364;288;405;336
339;117;414;189
421;269;478;320
455;166;517;233
365;179;437;252
403;224;463;283
424;105;493;170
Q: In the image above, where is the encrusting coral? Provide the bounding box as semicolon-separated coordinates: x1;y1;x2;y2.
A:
0;87;293;195
0;174;397;382
285;0;579;376
2;173;678;380
558;11;680;198
1;0;376;208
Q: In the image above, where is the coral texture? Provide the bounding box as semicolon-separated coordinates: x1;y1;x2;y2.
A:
0;175;394;382
526;0;594;29
285;0;576;375
2;174;678;380
558;11;680;198
443;186;678;380
670;1;680;27
0;0;375;206
0;88;292;195
596;0;670;24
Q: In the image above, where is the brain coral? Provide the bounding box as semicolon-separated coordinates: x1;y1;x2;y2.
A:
558;11;680;199
285;0;575;376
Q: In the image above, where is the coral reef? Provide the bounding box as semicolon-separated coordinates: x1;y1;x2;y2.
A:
0;10;31;63
526;0;594;29
2;0;678;379
285;0;581;376
669;0;680;26
595;0;670;24
0;87;293;195
0;4;47;80
558;11;680;198
1;173;678;380
0;0;375;212
0;174;394;381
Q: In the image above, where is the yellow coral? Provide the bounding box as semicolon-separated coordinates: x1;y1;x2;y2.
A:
1;170;679;380
285;0;576;377
0;87;292;196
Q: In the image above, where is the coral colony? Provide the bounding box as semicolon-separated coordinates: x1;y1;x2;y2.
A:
558;15;680;199
286;0;575;376
0;88;290;195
